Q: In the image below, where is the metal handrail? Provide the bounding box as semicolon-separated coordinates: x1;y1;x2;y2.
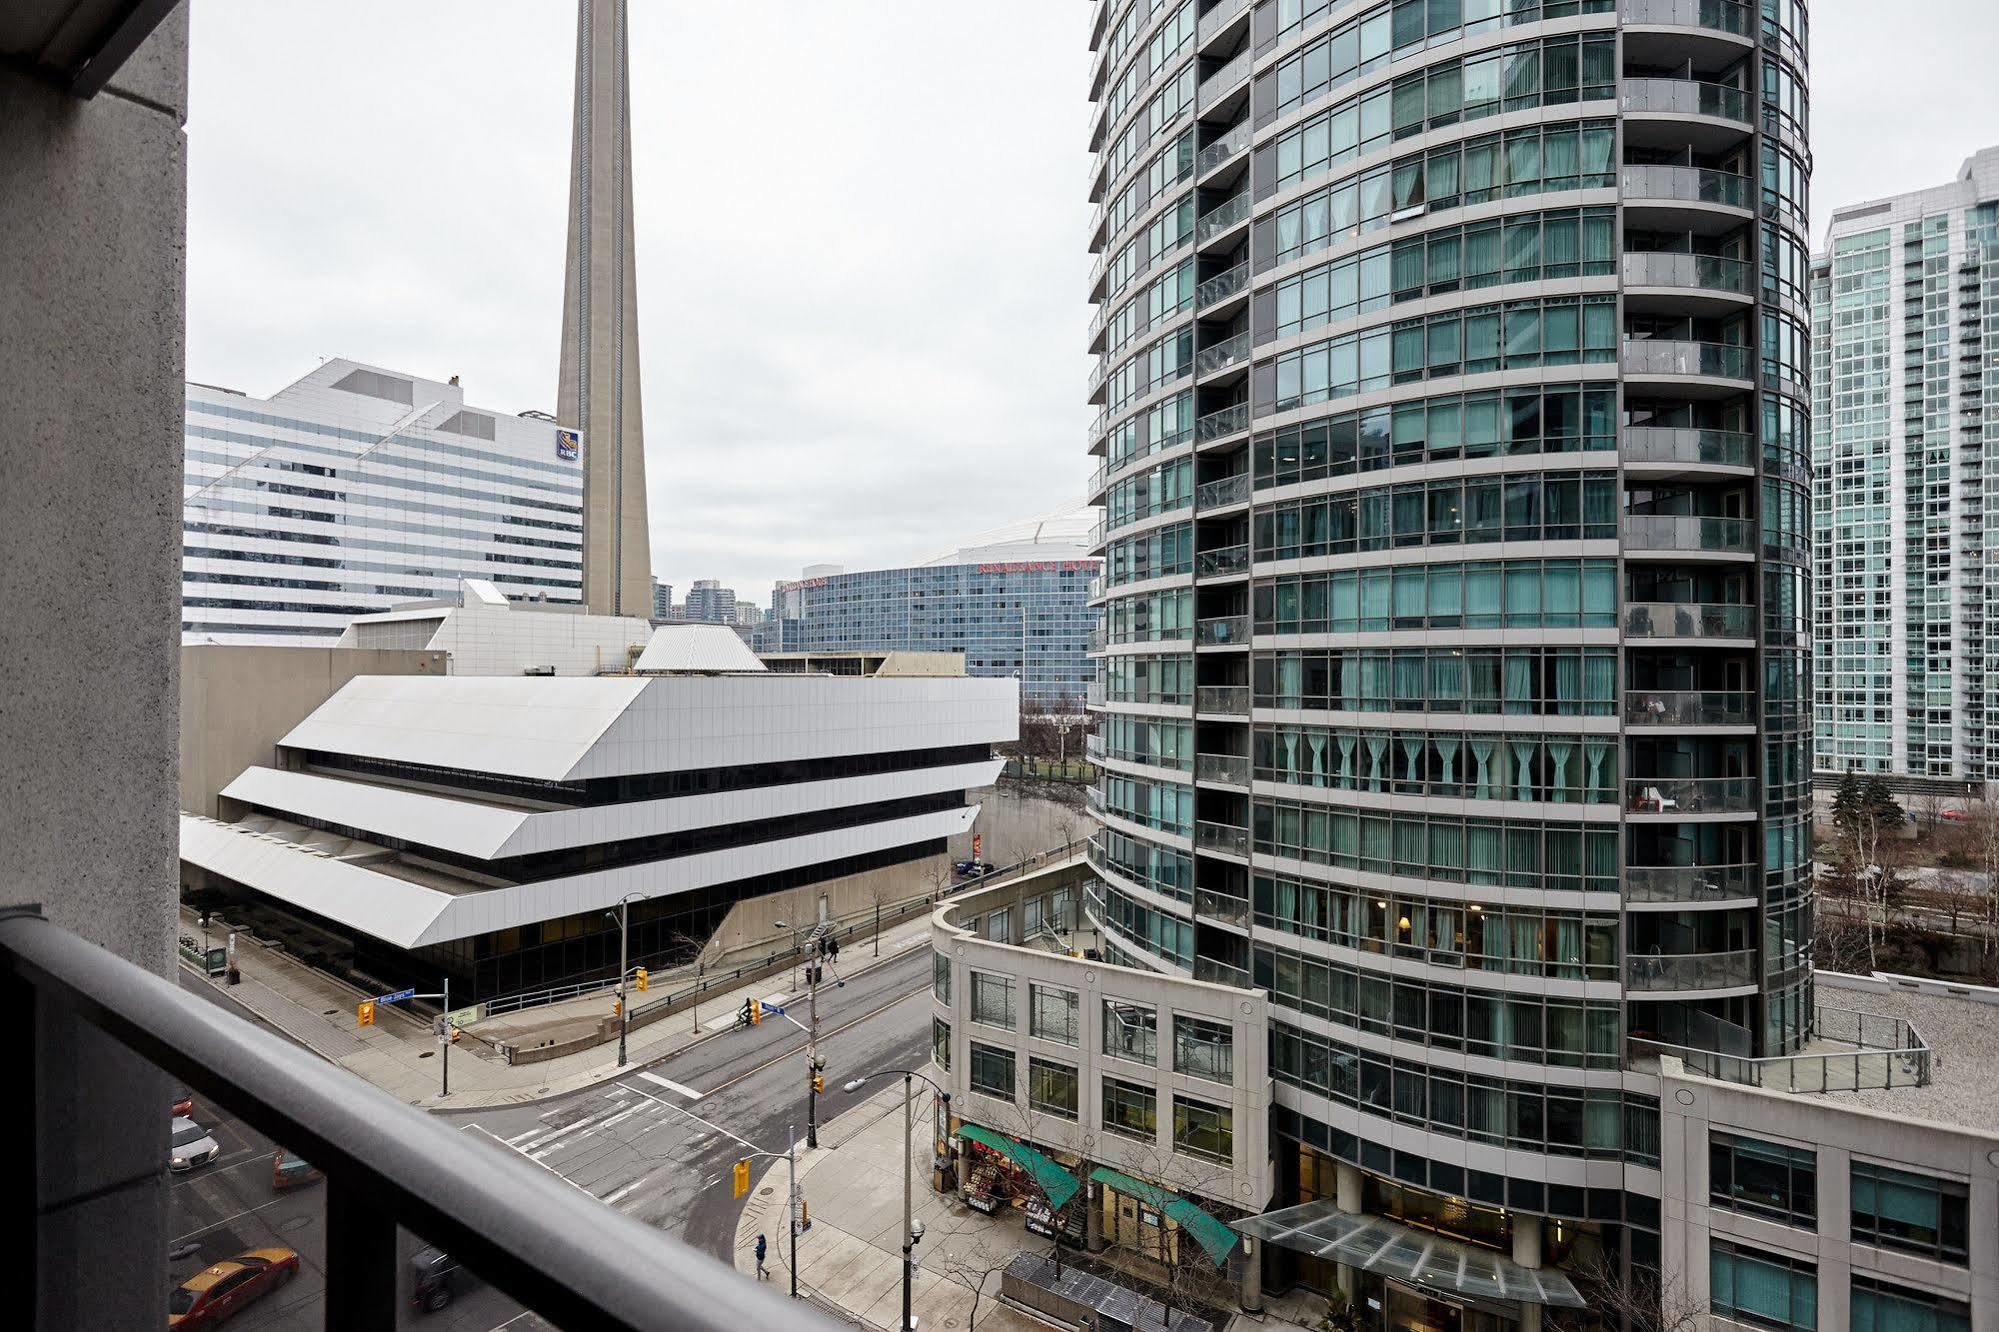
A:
0;909;811;1332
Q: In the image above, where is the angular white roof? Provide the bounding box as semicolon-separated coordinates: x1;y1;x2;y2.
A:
920;504;1097;566
633;623;767;674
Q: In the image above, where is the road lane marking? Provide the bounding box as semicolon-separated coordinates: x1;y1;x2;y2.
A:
464;1123;592;1196
638;1070;704;1101
602;1178;645;1206
697;984;931;1098
504;1126;542;1145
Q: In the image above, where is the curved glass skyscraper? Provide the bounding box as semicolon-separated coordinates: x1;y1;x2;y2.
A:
1084;0;1810;1313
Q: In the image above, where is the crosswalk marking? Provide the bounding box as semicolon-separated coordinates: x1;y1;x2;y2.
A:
637;1070;704;1101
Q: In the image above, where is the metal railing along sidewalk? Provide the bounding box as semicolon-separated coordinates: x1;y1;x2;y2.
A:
0;906;821;1332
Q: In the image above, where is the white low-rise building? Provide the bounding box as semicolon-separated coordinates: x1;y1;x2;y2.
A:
179;637;1015;999
336;578;653;677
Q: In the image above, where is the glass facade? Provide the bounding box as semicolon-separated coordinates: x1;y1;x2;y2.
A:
1085;0;1810;1304
182;365;584;642
767;554;1098;710
1813;151;1999;781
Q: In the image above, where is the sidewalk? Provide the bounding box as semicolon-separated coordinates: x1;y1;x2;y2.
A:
731;1084;1327;1332
179;904;938;1109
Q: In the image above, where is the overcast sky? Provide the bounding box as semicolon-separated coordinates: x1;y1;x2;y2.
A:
187;2;1999;603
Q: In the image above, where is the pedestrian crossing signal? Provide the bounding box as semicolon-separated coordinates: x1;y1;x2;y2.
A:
634;966;649;992
356;1000;375;1028
732;1159;750;1199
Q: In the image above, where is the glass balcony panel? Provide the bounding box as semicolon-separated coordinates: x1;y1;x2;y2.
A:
1196;122;1251;176
1195;753;1249;786
1624;863;1758;904
1195;821;1249;856
1620;78;1750;123
1621;252;1752;295
1621;427;1752;468
1196;615;1248;646
1621;0;1753;35
1197;192;1251;244
1196;543;1249;577
1196;330;1251;376
1196;260;1250;310
1620;339;1751;379
1196;473;1250;510
1624;777;1757;814
1623;690;1754;726
1622;514;1755;553
1196;684;1249;714
1622;601;1755;639
1194;889;1250;927
1624;948;1756;991
1197;401;1250;443
1620;165;1751;209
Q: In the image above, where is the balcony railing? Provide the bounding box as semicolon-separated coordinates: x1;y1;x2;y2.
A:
1195;683;1249;714
1196;400;1250;443
1623;601;1756;640
1624;947;1757;992
1194;889;1250;927
1195;121;1251;176
1622;338;1752;380
1196;543;1249;577
1193;956;1252;987
1621;0;1753;36
1199;48;1251;107
1622;251;1753;295
1626;777;1757;815
1195;752;1250;786
1631;1006;1933;1093
1197;0;1252;41
1625;863;1758;904
1196;260;1250;310
1623;513;1756;554
1196;472;1250;510
1196;191;1251;244
1195;615;1248;646
1624;690;1754;726
1620;165;1751;210
0;910;801;1332
1621;426;1753;469
1195;821;1250;857
1085;732;1107;759
1196;329;1252;376
1620;78;1751;123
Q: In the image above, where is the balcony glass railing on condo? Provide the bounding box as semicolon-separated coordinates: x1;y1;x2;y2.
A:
1623;690;1754;726
1195;684;1249;714
1620;78;1750;123
1624;863;1758;904
1625;776;1757;815
1622;602;1755;640
1195;821;1250;857
1622;514;1755;554
1624;947;1756;991
1621;426;1753;469
1620;165;1752;209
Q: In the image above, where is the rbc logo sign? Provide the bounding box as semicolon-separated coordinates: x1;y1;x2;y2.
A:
556;428;581;462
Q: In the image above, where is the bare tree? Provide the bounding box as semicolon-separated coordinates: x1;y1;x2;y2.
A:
1096;1138;1245;1319
1931;868;1983;936
1974;793;1999;967
1568;1248;1702;1332
1911;790;1947;839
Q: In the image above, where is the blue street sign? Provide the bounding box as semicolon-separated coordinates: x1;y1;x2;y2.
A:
764;1003;786;1016
377;987;417;1004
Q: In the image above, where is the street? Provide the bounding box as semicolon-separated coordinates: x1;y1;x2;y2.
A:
445;937;934;1263
169;934;932;1327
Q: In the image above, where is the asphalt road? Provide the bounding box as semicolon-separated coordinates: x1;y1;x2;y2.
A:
443;936;935;1264
170;938;932;1327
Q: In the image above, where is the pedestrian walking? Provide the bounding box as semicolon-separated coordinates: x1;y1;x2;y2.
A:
754;1233;769;1281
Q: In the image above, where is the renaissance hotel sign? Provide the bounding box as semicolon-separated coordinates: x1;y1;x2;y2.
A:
975;560;1100;574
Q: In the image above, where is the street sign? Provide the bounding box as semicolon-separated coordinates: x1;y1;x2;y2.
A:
377;987;417;1004
764;1003;786;1016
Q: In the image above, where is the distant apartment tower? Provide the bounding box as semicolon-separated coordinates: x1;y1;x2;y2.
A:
1813;147;1999;784
652;578;673;620
182;360;582;643
683;579;737;624
1082;0;1811;1318
768;511;1100;709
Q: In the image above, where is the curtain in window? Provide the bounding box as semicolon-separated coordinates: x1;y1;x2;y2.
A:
1551;918;1584;980
1393;653;1427;708
1467;822;1502;884
1434;735;1460;791
1504;652;1537;715
1363;735;1387;791
1512;739;1537;801
1337;734;1357;785
1470;738;1496;799
1431;652;1465;708
1339;653;1360;709
1553;653;1583;715
1360;652;1389;709
1400;736;1426;792
1466;565;1503;626
1465;223;1502;286
1543;128;1581;188
1308;731;1328;786
1549;741;1574;803
1584;737;1613;802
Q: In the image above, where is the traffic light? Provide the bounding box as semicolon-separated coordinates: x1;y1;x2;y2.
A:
749;998;763;1025
732;1159;750;1199
634;966;648;992
449;1025;461;1044
356;1000;375;1028
811;1073;825;1095
612;997;623;1018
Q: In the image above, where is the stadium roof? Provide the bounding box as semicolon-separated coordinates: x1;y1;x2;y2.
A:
920;504;1096;566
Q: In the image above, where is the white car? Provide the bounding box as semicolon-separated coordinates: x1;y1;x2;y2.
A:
171;1115;220;1172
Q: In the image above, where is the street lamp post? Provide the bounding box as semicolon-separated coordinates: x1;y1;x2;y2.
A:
843;1069;950;1332
605;892;645;1067
775;918;831;1149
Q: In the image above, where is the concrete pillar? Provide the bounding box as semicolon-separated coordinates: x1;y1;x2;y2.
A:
1512;1215;1543;1332
1238;1236;1263;1313
956;1146;971;1191
1085;1180;1103;1252
1335;1163;1363;1213
1;9;190;1330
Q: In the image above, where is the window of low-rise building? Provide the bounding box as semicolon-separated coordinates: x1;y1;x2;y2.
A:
1104;997;1158;1064
932;951;951;1003
1850;1276;1970;1332
1172;1094;1233;1163
1710;1241;1816;1331
1173;1014;1233;1083
1029;1058;1080;1120
970;972;1016;1030
1851;1161;1969;1264
1031;985;1080;1045
932;1017;951;1072
1709;1132;1816;1227
970;1042;1015;1099
1103;1076;1157;1141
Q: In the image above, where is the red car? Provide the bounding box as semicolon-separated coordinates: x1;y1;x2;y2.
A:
171;1087;194;1119
168;1248;299;1327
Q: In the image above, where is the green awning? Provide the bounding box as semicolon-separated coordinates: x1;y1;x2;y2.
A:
1089;1167;1239;1266
957;1123;1080;1210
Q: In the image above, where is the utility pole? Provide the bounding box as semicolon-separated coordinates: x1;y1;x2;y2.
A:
806;939;821;1149
788;1122;800;1300
616;898;629;1067
441;975;450;1097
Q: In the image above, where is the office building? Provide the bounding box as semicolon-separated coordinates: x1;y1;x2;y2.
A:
181;360;584;644
768;509;1101;710
178;626;1015;999
337;578;654;676
1076;0;1812;1322
559;0;652;619
1813;147;1999;786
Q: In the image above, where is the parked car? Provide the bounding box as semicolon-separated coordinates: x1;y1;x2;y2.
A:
270;1149;321;1191
953;858;995;878
171;1086;194;1119
1942;807;1971;823
168;1247;299;1327
170;1115;220;1172
411;1246;477;1313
